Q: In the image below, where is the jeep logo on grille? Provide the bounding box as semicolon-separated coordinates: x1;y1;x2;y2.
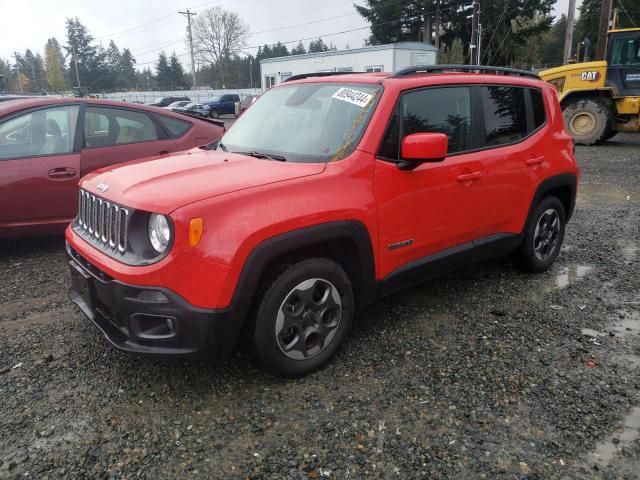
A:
96;182;110;193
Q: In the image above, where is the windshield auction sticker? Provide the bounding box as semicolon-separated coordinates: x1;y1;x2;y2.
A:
331;88;374;108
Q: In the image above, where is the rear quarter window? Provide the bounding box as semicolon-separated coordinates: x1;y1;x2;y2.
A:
530;88;546;131
479;86;528;147
157;115;192;137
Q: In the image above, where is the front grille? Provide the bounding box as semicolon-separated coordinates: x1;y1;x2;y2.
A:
77;189;129;254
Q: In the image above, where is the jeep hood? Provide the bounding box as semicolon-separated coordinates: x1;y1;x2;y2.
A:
81;150;326;213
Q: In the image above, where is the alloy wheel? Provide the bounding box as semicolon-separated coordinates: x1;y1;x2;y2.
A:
533;208;560;261
275;278;342;360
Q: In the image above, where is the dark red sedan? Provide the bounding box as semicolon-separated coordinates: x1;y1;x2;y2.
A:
0;97;225;238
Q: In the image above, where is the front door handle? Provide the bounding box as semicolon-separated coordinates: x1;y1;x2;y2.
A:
457;171;482;182
157;150;170;155
526;156;545;166
48;167;76;179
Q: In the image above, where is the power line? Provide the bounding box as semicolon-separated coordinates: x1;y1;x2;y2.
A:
617;0;637;27
481;0;509;64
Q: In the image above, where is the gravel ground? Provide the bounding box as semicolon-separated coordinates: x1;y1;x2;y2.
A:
1;134;639;479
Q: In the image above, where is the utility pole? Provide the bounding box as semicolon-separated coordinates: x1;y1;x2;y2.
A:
477;20;482;65
563;0;577;64
423;1;433;43
596;0;613;60
72;44;81;87
434;1;441;51
179;8;198;90
13;53;23;93
470;0;480;65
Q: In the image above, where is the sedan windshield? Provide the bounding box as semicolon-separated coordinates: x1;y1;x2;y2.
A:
208;96;222;102
220;83;380;163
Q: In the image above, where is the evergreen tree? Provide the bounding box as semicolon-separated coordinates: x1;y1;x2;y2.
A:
156;51;172;89
308;38;329;53
63;17;105;91
291;41;306;55
120;49;137;90
169;52;188;89
45;38;67;92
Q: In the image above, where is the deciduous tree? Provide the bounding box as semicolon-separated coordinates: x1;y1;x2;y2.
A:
192;6;249;88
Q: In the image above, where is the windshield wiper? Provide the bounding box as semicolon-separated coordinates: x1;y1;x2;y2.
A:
234;151;287;162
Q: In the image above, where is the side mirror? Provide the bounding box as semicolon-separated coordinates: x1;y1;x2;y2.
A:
398;133;448;170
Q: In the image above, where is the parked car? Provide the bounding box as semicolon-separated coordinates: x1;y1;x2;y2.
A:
0;97;225;238
202;94;240;118
240;94;260;114
172;102;210;117
163;100;191;110
66;67;578;377
148;96;190;107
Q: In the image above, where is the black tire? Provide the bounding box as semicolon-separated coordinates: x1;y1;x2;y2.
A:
209;108;220;119
512;196;566;273
563;98;613;145
599;129;617;142
251;258;354;377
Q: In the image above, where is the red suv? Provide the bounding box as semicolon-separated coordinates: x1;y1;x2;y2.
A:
66;67;579;377
0;98;224;238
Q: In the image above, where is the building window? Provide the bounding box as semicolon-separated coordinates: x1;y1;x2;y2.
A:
265;75;276;88
337;67;353;72
365;65;383;73
280;72;292;81
414;53;428;66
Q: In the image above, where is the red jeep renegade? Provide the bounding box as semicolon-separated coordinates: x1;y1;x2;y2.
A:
66;66;579;377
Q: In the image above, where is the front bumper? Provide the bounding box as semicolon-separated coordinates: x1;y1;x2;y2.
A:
67;243;241;360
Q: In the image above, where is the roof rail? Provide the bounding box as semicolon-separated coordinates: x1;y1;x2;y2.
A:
392;64;539;80
283;71;367;82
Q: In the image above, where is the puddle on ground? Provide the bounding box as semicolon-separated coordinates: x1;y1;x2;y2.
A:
554;265;593;289
589;406;640;467
577;184;640;206
585;311;640;467
528;264;594;303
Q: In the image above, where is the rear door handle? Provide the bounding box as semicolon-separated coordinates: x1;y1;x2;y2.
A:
48;167;76;179
457;171;482;182
157;150;170;155
526;156;545;166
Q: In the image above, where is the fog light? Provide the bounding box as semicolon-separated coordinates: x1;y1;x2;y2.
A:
137;290;169;303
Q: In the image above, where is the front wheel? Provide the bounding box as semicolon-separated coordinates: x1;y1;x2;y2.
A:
563;98;612;145
251;258;354;377
512;196;566;273
209;108;220;119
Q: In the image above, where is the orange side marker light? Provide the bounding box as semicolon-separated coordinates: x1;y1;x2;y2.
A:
189;218;204;247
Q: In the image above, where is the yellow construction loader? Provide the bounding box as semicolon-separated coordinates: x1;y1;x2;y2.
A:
539;28;640;144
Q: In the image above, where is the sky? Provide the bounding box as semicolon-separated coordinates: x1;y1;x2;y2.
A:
1;0;582;70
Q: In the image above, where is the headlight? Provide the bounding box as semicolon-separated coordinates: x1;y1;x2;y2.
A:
148;213;171;253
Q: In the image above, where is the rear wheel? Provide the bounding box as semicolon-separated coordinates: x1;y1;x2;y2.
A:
599;128;618;142
563;98;613;145
512;196;566;273
251;258;354;377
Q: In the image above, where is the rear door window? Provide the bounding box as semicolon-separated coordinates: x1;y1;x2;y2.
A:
401;86;472;154
84;107;160;148
479;86;528;146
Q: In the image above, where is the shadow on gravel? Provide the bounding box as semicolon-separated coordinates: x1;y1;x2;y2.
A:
0;235;66;257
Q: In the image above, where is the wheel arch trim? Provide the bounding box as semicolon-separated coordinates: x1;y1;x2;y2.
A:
228;220;377;327
527;173;578;223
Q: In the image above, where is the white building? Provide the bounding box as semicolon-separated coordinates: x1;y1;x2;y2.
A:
260;42;438;90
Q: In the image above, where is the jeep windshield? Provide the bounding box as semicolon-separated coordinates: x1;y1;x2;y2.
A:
219;83;380;163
